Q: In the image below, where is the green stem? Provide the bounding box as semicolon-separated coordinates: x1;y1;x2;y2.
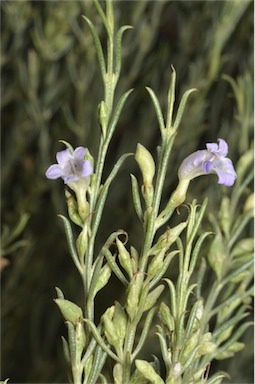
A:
139;134;176;273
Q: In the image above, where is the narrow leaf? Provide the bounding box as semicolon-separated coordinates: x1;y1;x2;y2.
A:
132;307;157;359
58;215;83;275
146;86;165;134
82;16;106;76
102;248;128;286
108;88;134;140
115;25;133;77
84;319;120;362
131;174;143;221
173;88;197;130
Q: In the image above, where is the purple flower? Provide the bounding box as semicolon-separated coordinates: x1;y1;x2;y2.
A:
178;138;237;186
46;146;93;186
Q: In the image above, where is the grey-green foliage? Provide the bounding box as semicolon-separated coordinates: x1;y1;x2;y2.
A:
1;0;253;383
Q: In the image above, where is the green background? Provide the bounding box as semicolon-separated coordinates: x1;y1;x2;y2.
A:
1;1;253;383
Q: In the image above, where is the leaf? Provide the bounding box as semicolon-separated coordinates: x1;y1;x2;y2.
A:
82;16;106;76
103;248;128;286
130;174;143;221
132;307;157;359
146;86;165;134
173;88;197;130
58;215;83;275
84;319;120;363
115;25;133;77
108;88;134;140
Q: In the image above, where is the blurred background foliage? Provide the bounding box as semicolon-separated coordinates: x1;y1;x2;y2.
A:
1;1;253;383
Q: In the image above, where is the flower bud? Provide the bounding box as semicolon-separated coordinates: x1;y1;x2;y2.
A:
148;249;165;277
197;333;216;356
76;224;88;261
65;189;83;227
98;101;108;137
135;360;165;384
126;275;142;321
112;302;127;345
180;331;199;364
116;238;133;279
55;299;83;325
94;263;112;296
197;341;217;356
102;306;119;348
214;342;245;360
143;285;164;312
159;302;175;332
150;222;187;254
135;144;155;185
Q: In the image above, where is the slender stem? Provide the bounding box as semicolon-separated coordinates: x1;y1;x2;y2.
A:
139;134;175;273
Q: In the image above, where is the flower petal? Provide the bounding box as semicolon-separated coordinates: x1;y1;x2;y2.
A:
63;175;79;184
45;164;64;179
81;160;93;177
73;147;87;160
178;150;208;180
203;160;215;173
56;149;71;165
206;142;218;153
217;138;228;157
214;169;236;186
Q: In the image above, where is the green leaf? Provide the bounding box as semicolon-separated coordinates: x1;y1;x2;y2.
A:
164;279;177;318
189;232;213;276
82;16;106;76
132;307;157;360
92;153;133;237
156;325;171;372
115;25;133;77
103;247;128;286
108;88;134;140
87;344;107;384
130;174;143;221
84;319;120;362
173;88;197;130
146;86;165;134
58;215;83;275
187;198;208;244
61;336;70;364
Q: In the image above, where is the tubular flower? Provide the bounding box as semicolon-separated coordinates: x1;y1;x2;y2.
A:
46;147;93;183
178;138;237;187
46;146;93;220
